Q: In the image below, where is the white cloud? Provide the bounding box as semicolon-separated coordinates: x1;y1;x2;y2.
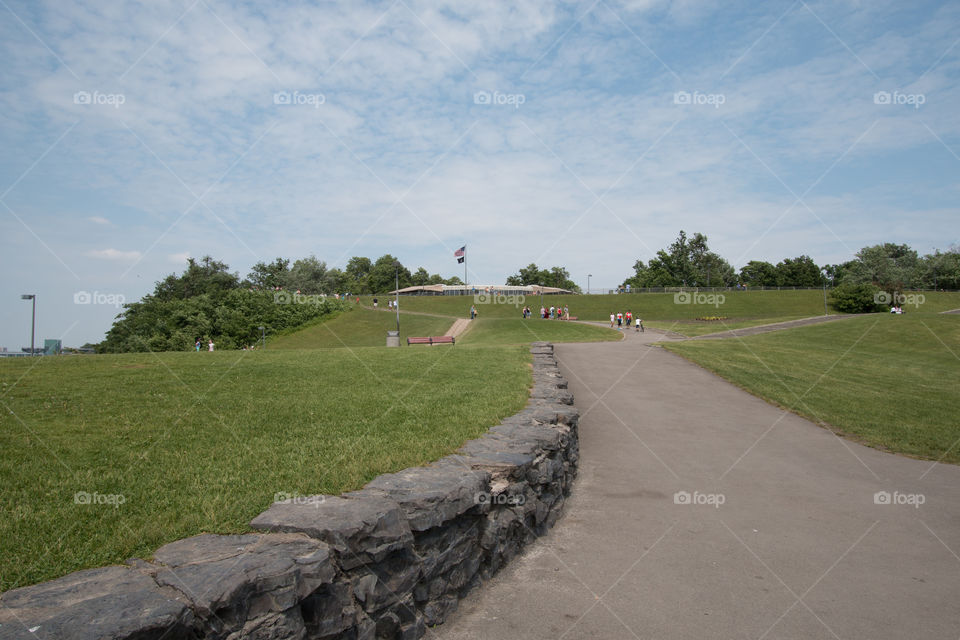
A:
86;248;142;261
87;216;110;225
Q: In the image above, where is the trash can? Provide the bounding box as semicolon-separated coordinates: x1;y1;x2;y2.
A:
386;330;400;348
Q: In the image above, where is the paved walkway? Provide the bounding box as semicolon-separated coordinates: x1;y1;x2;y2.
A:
690;314;856;339
435;330;960;639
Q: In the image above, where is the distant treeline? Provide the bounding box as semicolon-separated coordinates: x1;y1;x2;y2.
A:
621;231;960;291
98;254;464;352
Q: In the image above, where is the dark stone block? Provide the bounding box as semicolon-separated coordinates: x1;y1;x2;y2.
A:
250;495;413;570
354;466;490;532
0;566;193;640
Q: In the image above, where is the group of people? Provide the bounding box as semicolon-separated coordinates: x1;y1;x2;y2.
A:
610;311;643;332
195;339;215;352
524;305;570;320
889;305;906;314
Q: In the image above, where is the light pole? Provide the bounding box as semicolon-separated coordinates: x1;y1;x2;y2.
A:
394;262;401;334
21;294;36;356
587;274;592;295
821;269;829;316
258;326;265;349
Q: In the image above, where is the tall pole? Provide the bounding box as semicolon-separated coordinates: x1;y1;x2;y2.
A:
588;274;592;295
464;245;467;291
395;264;400;333
822;270;828;316
21;294;35;355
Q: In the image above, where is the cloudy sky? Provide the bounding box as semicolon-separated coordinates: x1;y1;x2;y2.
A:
1;0;958;348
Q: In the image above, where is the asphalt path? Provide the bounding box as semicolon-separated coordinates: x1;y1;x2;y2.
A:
433;328;960;639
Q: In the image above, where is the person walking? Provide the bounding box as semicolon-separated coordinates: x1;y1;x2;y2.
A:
470;305;477;320
610;313;615;328
636;317;643;332
616;312;623;330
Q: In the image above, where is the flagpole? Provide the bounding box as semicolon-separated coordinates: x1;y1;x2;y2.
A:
464;245;467;290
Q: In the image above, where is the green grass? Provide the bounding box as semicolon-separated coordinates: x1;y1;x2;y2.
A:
268;307;454;349
458;318;623;345
663;313;960;462
0;347;531;590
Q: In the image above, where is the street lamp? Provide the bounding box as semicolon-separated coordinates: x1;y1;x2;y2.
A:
21;294;36;356
821;269;829;316
587;274;592;295
394;261;401;334
258;326;265;349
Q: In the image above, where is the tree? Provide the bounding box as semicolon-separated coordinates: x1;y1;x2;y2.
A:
156;256;239;300
775;255;823;287
285;256;330;293
918;248;960;290
842;243;920;293
506;264;579;291
624;230;733;288
367;254;412;293
246;258;290;289
344;256;372;293
739;261;778;287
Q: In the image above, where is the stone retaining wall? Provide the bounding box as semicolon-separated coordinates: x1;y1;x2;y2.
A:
0;342;579;640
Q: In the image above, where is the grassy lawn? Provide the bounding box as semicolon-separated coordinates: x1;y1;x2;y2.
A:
268;307;454;349
458;318;622;345
663;313;960;463
0;347;531;590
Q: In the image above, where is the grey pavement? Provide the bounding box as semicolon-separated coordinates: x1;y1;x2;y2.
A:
433;329;960;639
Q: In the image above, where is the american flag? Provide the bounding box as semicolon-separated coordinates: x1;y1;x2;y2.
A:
455;246;465;263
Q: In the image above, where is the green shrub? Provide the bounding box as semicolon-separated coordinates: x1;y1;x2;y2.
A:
830;283;884;313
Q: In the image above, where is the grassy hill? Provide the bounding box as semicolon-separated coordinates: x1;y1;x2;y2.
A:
361;290;960;337
664;312;960;463
268;306;454;349
0;346;531;590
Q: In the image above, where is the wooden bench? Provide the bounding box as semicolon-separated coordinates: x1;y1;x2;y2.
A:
406;336;455;346
568;316;578;321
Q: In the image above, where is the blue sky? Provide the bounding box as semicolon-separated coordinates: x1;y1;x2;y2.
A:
1;0;957;348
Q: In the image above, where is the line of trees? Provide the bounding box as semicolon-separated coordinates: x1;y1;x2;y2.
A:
505;264;581;292
622;231;960;293
246;254;463;294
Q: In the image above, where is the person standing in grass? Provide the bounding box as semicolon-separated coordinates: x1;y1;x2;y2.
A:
470;305;477;319
208;339;215;352
195;339;201;352
563;305;569;320
610;312;615;328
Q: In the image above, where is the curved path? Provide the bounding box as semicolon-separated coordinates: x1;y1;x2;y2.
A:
435;330;960;639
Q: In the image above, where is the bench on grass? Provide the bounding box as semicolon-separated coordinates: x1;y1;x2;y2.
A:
568;316;578;321
407;336;455;346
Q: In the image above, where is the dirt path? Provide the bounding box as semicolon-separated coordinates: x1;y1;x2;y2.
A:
445;318;472;338
689;313;859;339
